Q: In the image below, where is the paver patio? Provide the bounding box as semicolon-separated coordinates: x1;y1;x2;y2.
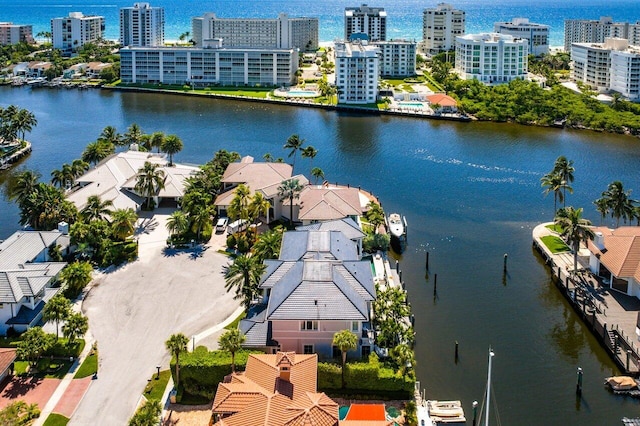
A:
0;377;60;410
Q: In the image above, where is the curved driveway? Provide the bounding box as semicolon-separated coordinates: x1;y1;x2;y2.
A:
71;211;239;425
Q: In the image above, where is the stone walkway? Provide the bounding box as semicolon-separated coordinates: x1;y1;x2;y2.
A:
0;377;59;410
51;377;93;418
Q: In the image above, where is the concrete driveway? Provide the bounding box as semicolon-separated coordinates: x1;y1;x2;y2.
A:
71;209;240;425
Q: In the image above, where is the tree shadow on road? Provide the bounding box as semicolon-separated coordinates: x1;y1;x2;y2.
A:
189;245;209;260
1;376;43;399
135;217;159;236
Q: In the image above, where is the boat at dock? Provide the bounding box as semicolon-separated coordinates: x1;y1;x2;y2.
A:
388;213;405;239
426;400;466;423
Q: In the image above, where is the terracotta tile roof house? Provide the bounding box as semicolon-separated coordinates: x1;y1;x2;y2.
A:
215;156;308;223
66;150;198;211
240;229;375;358
0;230;69;334
27;61;52;77
340;403;394;426
0;348;16;383
286;184;369;225
588;226;640;297
212;352;339;426
426;93;458;113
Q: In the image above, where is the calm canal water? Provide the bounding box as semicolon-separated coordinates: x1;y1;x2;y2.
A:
1;86;640;424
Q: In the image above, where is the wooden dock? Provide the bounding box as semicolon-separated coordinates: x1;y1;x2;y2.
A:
533;223;640;375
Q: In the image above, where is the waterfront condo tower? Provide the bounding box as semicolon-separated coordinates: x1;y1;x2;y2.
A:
564;16;631;53
0;22;34;46
120;2;165;47
372;39;417;77
422;3;465;56
51;12;104;55
454;33;528;85
344;4;387;42
335;40;380;104
191;13;318;51
494;18;549;56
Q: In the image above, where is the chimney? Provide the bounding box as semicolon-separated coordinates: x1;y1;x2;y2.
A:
57;222;69;235
594;232;605;251
279;358;291;382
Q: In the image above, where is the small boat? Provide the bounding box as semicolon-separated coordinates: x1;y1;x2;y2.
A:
605;376;639;391
427;400;465;423
388;213;405;239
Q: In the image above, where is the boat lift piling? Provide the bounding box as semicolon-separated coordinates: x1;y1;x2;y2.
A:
425;251;429;271
472;401;478;426
576;367;583;396
433;273;438;296
503;253;508;272
455;341;459;363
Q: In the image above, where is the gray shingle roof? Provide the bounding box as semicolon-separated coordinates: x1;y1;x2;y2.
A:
296;218;365;241
0;231;68;270
279;230;358;261
239;304;275;347
0;263;66;303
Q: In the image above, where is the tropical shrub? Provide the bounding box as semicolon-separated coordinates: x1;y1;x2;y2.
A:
363;233;390;253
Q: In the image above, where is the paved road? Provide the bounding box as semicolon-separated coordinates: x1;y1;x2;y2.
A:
71;210;239;425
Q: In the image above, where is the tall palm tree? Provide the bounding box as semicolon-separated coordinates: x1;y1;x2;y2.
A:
553;156;575;207
166;210;189;242
81;195;113;222
135;162;166;210
540;172;565;215
218;329;246;373
165;333;189;389
13;108;37;141
227;184;251;222
593;197;610;225
110;208;138;240
70;159;89;179
82;141;114;166
248;192;270;224
42;294;70;340
8;170;40;205
252;228;283;261
283;134;305;169
311;167;325;185
149;131;165;153
62;312;88;345
190;206;213;241
20;183;77;230
601;181;635;227
365;201;385;233
224;254;266;309
554;206;595;274
99;125;122;147
301;145;318;173
123;123;144;148
332;330;358;388
161;134;183;166
277;178;303;227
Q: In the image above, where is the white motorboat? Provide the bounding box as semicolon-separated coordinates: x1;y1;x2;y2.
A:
388;213;405;239
427;400;466;423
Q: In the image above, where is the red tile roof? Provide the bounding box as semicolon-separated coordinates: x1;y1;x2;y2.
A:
0;348;16;374
345;404;386;421
426;93;457;107
588;226;640;282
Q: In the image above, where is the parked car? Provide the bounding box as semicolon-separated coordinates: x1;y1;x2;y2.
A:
215;217;229;233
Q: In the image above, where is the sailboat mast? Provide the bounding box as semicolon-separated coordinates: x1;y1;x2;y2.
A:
484;348;495;426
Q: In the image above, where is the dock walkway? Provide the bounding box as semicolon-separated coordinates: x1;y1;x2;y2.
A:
533;223;640;375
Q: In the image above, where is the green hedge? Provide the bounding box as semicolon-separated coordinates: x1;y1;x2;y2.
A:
318;354;414;398
170;347;262;400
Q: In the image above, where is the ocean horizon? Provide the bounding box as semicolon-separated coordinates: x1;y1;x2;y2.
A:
1;0;638;47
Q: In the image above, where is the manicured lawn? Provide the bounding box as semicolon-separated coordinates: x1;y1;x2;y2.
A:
540;235;571;254
14;359;73;379
43;413;70;426
545;223;563;234
224;311;247;330
143;369;171;401
74;352;98;379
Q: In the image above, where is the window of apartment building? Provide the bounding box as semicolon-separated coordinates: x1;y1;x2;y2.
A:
303;344;314;354
351;321;359;332
301;320;318;331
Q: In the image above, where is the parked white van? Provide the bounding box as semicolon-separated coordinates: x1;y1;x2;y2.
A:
215;217;228;233
227;219;248;235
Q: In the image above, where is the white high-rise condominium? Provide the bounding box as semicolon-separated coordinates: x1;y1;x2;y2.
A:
373;40;416;77
564;17;631;53
120;2;164;47
334;40;380;104
494;18;549;56
0;23;34;46
51;12;104;55
344;4;387;42
455;33;528;85
192;13;318;51
422;3;465;55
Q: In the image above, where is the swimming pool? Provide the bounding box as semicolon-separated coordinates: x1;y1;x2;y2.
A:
273;87;320;98
397;101;425;108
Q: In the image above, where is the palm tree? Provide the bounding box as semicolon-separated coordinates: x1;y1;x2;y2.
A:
283;134;305;169
19;183;78;230
278;178;304;227
553;156;575;207
263;153;274;162
301;145;318;173
81;195;113;222
135;162;166;210
248;192;270;224
110;208;138;240
166;210;189;242
190;206;213;241
593;197;610;225
99;125;122;147
8;170;40;205
70;159;89;179
123;123;144;148
601;181;635;227
332;330;358;388
224;254;266;309
82;141;114;166
13;109;37;141
42;294;71;340
218;329;246;373
165;333;189;388
311;167;324;184
555;207;595;274
540;172;565;215
149;131;165;153
62;312;88;345
161;134;183;166
129;399;162;426
364;201;385;233
391;343;415;377
227;184;251;222
252;228;283;261
60;261;93;296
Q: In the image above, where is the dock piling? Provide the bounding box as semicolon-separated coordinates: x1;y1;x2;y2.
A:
576;367;583;396
426;251;430;270
503;253;508;272
472;401;478;426
455;341;459;362
433;273;437;296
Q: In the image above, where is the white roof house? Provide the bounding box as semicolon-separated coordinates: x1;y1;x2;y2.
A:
67;150;198;211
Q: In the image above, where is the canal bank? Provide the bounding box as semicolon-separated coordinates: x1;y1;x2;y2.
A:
533;223;640;375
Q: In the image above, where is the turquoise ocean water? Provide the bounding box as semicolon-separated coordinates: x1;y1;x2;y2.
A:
1;0;639;47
